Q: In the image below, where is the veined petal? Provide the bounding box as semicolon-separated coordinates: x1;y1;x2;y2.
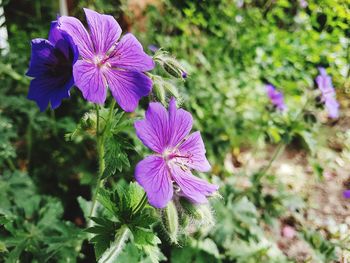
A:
108;33;155;72
26;39;57;77
168;97;193;147
170;164;218;204
73;60;107;104
134;101;169;153
58;15;94;59
135;155;173;208
84;8;122;55
104;68;152;112
177;131;211;172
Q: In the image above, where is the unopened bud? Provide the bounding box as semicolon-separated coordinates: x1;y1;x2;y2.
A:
179;198;214;228
154;50;187;79
161;201;179;244
152;76;166;104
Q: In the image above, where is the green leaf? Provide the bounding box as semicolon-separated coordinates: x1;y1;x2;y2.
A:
98;226;131;263
102;135;130;179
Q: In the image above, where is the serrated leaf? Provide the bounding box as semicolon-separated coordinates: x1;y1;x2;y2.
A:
98;226;131;263
102;136;130;179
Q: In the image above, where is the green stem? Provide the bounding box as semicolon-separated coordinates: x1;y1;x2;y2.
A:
88;101;116;224
88;106;104;223
255;141;285;182
133;193;148;214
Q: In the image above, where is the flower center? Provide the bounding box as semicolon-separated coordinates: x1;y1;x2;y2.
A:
93;55;110;68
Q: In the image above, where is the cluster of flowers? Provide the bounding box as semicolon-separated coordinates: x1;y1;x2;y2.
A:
26;8;218;209
265;68;339;119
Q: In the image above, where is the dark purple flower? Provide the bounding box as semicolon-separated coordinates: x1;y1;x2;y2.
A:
134;98;218;208
265;84;286;111
58;9;155;112
316;67;339;119
343;190;350;199
26;21;78;111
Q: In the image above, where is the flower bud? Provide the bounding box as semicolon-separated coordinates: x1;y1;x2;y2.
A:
152;76;166;105
154;50;187;79
161;201;179;244
179;198;215;229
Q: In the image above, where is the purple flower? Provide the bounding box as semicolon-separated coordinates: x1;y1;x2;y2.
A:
299;0;308;8
148;44;159;53
134;98;218;208
265;84;286;111
26;21;78;111
343;190;350;199
316;67;339;119
58;8;155;112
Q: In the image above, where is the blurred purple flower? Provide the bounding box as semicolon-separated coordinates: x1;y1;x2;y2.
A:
281;225;296;239
26;21;78;111
299;0;308;8
58;8;155;112
265;84;286;111
316;67;339;119
343;190;350;199
148;44;159;53
134;98;218;208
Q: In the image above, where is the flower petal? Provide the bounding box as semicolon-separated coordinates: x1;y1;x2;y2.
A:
27;76;72;111
73;60;107;104
135;155;173;208
170;164;218;204
108;33;155;72
104;68;152;112
177;131;211;172
58;15;94;59
48;21;63;45
168;97;193;147
84;8;122;55
26;39;57;78
134;101;169;153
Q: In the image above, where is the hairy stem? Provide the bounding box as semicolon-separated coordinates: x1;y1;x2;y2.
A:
88;101;116;224
88;106;104;223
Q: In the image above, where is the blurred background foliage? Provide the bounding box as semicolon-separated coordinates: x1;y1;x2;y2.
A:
0;0;349;262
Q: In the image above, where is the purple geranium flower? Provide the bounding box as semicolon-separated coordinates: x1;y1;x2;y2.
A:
58;8;155;112
26;21;78;111
316;67;339;119
265;84;286;111
134;98;218;208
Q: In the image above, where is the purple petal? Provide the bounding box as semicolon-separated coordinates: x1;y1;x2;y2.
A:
168;97;193;147
104;68;152;112
178;131;211;172
58;15;94;59
73;60;107;104
134;101;169;153
26;39;57;77
343;190;350;199
316;73;333;93
135;155;173;208
84;8;122;55
170;163;218;204
48;21;63;45
27;76;72;111
325;98;339;119
108;33;155;72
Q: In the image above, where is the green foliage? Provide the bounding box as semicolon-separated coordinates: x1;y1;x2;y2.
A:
86;183;165;262
0;171;84;262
